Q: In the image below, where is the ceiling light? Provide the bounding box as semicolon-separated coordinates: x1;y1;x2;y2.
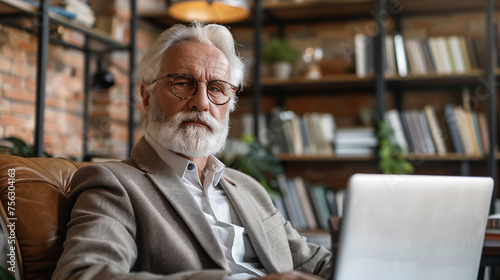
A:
168;0;250;24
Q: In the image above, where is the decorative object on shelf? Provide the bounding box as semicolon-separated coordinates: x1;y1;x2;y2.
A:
263;38;299;79
0;137;51;157
92;55;115;90
377;121;414;174
221;134;283;192
302;47;323;80
168;0;250;24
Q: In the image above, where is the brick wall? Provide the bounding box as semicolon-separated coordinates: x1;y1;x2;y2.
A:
0;25;85;158
0;1;161;160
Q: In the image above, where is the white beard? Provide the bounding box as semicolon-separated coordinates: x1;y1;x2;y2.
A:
146;102;229;158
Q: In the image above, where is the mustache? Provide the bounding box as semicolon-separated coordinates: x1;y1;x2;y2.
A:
172;111;221;132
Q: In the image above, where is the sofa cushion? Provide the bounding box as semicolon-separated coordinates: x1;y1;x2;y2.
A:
0;155;90;280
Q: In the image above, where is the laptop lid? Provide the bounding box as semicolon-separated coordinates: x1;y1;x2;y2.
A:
332;173;493;280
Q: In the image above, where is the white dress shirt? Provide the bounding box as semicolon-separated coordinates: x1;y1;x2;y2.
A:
145;134;267;279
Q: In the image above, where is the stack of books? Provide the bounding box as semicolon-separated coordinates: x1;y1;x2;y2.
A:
51;0;96;27
354;33;486;77
243;110;336;157
384;104;490;157
272;175;345;231
333;127;377;157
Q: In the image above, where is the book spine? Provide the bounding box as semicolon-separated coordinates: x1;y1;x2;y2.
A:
443;105;464;154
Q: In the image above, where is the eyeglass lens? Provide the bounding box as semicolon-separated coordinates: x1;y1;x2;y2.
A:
170;74;232;105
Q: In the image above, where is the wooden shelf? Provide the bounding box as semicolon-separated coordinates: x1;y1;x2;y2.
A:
386;69;490;89
278;154;375;162
243;69;500;94
278;152;497;162
406;153;488;161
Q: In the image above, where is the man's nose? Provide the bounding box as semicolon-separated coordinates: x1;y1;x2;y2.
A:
188;83;210;112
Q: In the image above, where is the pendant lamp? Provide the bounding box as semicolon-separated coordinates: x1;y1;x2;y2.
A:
168;0;250;24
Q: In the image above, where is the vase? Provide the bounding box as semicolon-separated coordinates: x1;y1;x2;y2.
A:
272;62;292;79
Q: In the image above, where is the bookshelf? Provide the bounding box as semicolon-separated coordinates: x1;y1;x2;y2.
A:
0;0;137;158
140;0;499;227
236;0;500;227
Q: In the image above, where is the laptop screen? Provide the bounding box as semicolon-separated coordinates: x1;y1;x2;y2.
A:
331;173;493;280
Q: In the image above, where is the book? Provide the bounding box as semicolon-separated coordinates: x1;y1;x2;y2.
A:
394;33;408;77
290;116;304;155
434;36;454;74
277;174;301;229
398;110;415;153
384;35;397;76
403;110;427;154
428;37;445;74
325;189;339;218
303;113;319;154
335;189;346;217
436;106;455;153
423;105;448;156
422;39;437;73
418;110;436;155
443;104;464;154
319;113;335;156
293;177;318;230
309;186;332;230
406;38;428;75
453;106;475;156
477;112;490;154
470;111;484;155
298;117;313;154
309;112;334;156
334;127;377;157
458;36;473;72
354;33;374;77
285;177;307;229
384;109;410;154
447;36;467;73
267;108;288;155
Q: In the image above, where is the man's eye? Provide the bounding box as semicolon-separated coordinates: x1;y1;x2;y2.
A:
175;81;194;87
208;86;222;93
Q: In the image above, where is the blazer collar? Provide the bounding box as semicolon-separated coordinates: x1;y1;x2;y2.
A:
130;137;230;271
219;177;280;274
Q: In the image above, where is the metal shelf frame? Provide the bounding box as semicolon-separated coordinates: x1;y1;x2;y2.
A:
0;0;137;159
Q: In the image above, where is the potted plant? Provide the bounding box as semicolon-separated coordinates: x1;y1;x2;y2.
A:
262;38;299;79
221;134;283;192
377;121;414;174
0;137;51;157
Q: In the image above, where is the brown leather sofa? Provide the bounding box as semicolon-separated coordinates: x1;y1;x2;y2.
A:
0;155;91;280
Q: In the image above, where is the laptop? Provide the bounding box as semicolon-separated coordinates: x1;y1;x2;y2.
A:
330;173;493;280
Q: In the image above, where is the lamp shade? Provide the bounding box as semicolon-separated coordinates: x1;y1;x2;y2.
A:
168;0;250;24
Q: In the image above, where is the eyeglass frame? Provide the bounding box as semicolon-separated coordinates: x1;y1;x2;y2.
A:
149;73;238;106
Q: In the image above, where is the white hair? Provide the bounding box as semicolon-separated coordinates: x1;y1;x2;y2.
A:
137;21;246;112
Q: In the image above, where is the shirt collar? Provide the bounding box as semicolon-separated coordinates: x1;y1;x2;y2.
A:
145;133;226;186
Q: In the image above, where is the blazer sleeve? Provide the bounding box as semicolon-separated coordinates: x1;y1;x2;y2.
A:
52;164;228;280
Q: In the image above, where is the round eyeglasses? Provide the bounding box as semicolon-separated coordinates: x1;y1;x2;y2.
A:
150;73;237;105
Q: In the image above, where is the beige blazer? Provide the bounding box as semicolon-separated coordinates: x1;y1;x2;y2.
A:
52;137;332;280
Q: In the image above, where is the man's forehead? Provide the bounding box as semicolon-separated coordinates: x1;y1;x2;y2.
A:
159;41;230;77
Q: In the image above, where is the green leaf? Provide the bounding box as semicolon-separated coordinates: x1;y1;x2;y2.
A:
376;120;414;174
0;266;15;280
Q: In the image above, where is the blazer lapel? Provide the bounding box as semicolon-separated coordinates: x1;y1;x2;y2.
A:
220;178;280;274
130;138;229;271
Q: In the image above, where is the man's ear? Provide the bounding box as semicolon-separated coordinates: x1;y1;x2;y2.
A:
140;83;150;111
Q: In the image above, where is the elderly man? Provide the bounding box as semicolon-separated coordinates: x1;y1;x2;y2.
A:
53;22;332;280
